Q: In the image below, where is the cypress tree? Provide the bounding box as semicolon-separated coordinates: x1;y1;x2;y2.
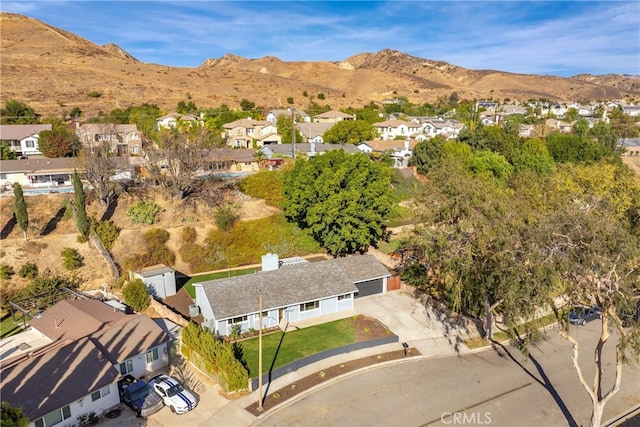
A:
73;172;89;237
13;183;28;241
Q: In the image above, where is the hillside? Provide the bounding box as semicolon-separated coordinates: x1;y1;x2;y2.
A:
1;12;639;118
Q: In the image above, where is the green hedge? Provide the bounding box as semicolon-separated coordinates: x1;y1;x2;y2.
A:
181;323;248;392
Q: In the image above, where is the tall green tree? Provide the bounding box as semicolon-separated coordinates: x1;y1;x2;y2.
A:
282;151;397;255
0;99;38;124
409;135;447;174
122;278;151;311
12;183;28;241
72;172;90;237
322;120;378;144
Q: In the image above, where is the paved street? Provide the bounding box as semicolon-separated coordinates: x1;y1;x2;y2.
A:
255;321;640;427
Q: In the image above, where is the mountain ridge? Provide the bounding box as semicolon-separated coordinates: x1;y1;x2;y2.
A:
1;12;638;119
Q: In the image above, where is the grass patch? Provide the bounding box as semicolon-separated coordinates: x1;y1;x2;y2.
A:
1;315;25;339
376;239;405;255
180;213;321;273
463;312;561;349
239;317;356;377
385;204;416;228
180;268;256;298
391;168;424;200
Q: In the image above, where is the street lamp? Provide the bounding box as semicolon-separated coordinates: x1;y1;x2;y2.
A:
289;107;296;160
257;290;264;411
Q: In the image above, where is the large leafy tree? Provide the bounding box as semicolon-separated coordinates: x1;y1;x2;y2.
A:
322;120;378;144
275;113;303;144
542;191;640;427
0;99;38;124
410;135;446;174
282;150;397;255
38;121;81;158
13;183;28;241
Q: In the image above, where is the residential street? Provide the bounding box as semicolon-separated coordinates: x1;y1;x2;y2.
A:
256;321;640;427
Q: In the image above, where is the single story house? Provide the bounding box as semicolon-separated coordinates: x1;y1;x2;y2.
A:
132;264;177;299
313;110;355;123
0;157;76;191
0;298;170;427
193;254;391;336
258;142;359;159
0;124;52;157
618;138;640;156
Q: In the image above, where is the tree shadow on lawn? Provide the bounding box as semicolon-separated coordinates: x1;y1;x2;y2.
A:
491;340;578;427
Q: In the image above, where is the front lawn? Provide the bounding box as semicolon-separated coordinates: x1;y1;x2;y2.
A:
239;316;387;377
1;315;24;339
179;268;256;298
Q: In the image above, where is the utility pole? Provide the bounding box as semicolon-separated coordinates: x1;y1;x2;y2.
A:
257;291;264;411
291;108;296;160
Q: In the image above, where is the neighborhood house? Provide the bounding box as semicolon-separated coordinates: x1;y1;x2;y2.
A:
193;254;391;336
0;299;170;427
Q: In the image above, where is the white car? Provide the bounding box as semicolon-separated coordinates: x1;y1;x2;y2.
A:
149;375;198;414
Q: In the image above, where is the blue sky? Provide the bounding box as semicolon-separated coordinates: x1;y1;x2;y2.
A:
2;1;639;77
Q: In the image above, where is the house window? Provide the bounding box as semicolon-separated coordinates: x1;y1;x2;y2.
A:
227;315;248;325
35;405;71;427
25;140;35;148
91;385;111;402
337;294;352;301
146;348;159;363
254;311;268;320
132;145;139;154
300;301;319;312
119;359;133;375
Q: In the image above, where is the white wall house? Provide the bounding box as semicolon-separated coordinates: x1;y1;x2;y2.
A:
0;299;171;427
132;264;177;299
372;119;421;140
222;118;280;148
0;124;52;157
194;254;391;336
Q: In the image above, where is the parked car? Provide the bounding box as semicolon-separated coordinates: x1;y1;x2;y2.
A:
569;306;601;326
118;374;164;417
620;303;640;328
148;374;198;414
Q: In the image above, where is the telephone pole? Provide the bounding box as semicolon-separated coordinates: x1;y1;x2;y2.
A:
257;291;264;411
291;108;296;160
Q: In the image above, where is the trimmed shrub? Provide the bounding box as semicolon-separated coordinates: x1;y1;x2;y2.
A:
214;204;239;231
0;264;14;280
181;226;197;244
92;219;120;250
61;248;83;270
122;278;150;312
127;201;161;224
18;262;38;279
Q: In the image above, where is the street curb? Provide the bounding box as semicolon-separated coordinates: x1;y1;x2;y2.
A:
604;402;640;427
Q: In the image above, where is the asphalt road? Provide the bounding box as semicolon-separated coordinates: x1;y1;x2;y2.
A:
257;322;640;427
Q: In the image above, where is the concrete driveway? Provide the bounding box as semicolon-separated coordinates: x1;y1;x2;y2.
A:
353;291;479;355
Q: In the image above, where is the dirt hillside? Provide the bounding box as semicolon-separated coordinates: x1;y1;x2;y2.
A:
0;191;279;295
1;12;639;119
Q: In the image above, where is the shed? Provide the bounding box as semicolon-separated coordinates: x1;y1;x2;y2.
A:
132;264;177;299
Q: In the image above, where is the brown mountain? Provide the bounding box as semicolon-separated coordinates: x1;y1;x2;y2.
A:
1;12;638;119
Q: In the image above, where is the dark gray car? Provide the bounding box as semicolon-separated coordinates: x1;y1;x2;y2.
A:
569;306;601;326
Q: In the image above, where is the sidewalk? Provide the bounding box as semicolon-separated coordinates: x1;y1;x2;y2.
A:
101;291;478;427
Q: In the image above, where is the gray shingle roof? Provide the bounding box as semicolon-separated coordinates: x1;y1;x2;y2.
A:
198;255;389;319
0;124;52;140
0;338;119;421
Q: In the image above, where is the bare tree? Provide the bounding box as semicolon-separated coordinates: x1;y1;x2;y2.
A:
142;127;212;200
